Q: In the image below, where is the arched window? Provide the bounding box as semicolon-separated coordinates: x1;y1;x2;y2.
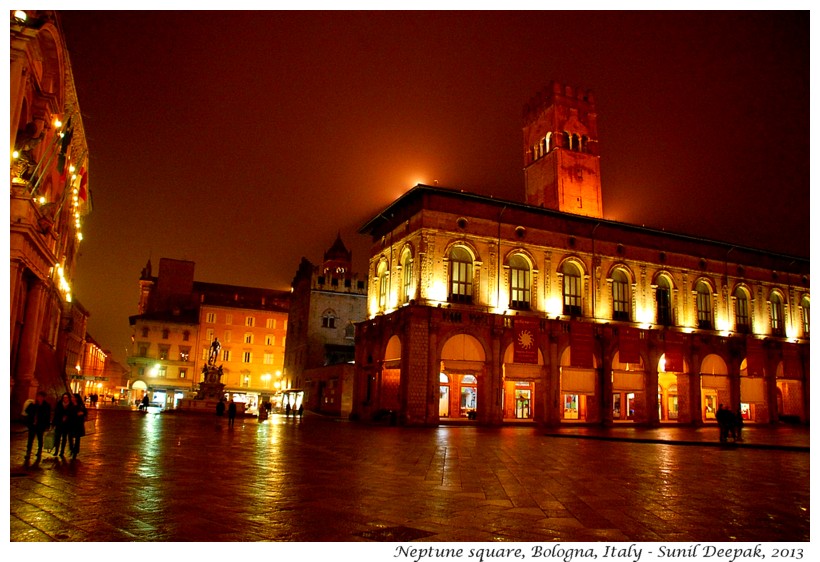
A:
581;135;589;153
401;250;413;305
448;246;473;304
611;269;630;321
800;296;810;337
562;262;582;316
656;276;672;326
696;281;713;330
562;131;570;150
321;309;337;329
571;133;581;152
377;261;389;311
734;287;750;333
770;292;784;336
509;254;530;310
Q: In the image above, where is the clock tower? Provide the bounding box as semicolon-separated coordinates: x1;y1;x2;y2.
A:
523;81;603;218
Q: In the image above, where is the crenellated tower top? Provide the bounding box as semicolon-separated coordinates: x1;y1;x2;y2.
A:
522;81;603;218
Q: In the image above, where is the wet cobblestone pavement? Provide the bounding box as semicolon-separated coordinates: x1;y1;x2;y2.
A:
8;408;810;542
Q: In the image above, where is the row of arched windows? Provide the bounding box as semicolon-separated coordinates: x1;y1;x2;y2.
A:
376;245;810;338
529;131;591;162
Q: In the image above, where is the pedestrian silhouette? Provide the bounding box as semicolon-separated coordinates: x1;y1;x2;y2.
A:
227;399;237;427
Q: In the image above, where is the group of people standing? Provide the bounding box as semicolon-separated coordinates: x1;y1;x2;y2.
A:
716;404;745;443
23;391;88;461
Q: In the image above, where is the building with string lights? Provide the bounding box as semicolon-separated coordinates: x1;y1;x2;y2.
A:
353;82;809;427
10;10;93;417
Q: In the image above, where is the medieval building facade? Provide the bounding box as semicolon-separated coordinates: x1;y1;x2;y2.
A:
284;235;368;417
353;82;809;427
10;10;93;417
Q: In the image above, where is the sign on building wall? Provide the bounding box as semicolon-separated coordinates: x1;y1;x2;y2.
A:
513;317;539;364
569;321;594;368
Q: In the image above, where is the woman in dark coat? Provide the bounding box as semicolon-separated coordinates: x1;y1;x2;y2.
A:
69;393;88;458
53;392;73;457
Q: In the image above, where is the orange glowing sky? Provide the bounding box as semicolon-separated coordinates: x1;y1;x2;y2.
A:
57;9;809;364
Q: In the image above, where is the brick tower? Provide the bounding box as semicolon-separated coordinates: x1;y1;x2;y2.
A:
522;81;603;218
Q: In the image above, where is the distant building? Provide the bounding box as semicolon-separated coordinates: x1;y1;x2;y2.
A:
10;10;93;417
127;258;290;411
354;82;809;426
284;235;367;416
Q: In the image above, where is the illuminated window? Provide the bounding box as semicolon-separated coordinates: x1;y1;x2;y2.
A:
243;333;252;344
611;269;630;321
322;310;337;329
179;346;190;361
377;261;389;310
770;293;784;336
734;288;750;333
264;353;274;365
242;375;250;388
401;250;413;304
448;246;473;304
245;316;255;327
206;329;214;342
243;351;252;363
656;276;672;326
154;366;167;378
696;281;713;330
206;312;216;323
266;318;275;329
562;262;582;316
800;296;810;337
179;368;187;379
509;254;530;310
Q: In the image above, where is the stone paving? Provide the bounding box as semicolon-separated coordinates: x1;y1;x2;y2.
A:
8;408;810;543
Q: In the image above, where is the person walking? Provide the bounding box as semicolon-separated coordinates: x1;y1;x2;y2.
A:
734;409;745;442
227;398;237;427
141;394;149;411
716;404;732;443
297;404;304;419
216;398;225;417
53;392;73;457
69;393;88;458
24;391;52;461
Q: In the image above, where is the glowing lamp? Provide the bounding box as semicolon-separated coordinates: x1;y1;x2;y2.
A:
14;10;27;24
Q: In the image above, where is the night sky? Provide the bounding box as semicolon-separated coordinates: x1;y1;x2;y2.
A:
57;10;809;365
